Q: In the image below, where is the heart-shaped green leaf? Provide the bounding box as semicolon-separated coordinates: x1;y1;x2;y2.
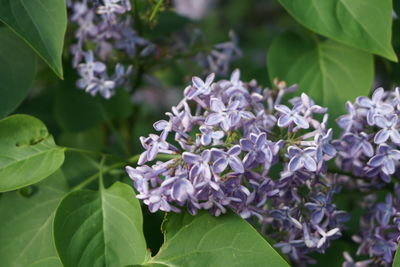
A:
0;27;37;119
0;114;65;192
0;0;67;78
268;32;373;121
278;0;397;61
0;171;67;267
145;212;289;267
53;182;148;267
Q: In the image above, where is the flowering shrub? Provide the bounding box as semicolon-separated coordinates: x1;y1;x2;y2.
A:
0;1;399;267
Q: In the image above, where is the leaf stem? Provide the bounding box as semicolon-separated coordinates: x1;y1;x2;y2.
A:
65;147;124;160
149;0;164;23
98;155;106;190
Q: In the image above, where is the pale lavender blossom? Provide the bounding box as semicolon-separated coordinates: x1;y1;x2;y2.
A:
275;104;309;129
287;146;317;172
374;114;400;144
367;144;400;175
212;145;244;173
186;73;215;99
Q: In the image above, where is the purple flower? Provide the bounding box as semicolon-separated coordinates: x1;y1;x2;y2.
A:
274;240;303;260
367;144;400;175
315;129;336;161
377;194;395;226
316;226;340;248
337;101;359;131
199;125;224;146
138;134;172;165
186;73;215;99
295;93;327;115
342;252;373;267
287;146;317;172
205;98;241;131
343;132;374;157
374;114;400;144
182;150;212;180
212;145;244;173
97;0;127;23
240;133;273;168
77;51;106;78
171;177;195;203
85;76;116;99
370;238;397;263
356;87;394;125
305;193;330;224
275;104;309;129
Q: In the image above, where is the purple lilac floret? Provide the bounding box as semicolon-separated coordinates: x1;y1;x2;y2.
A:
67;0;154;98
334;87;400;186
126;70;348;264
343;185;400;266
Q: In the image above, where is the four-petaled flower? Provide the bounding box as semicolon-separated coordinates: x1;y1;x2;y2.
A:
240;132;273;168
182;150;212;180
287;146;317;172
138;134;172;165
205;98;241;131
367;144;400;175
275;104;309;129
186;73;215;99
356;87;394;125
374;114;400;144
199;125;224;146
316;226;340;248
212;145;244;173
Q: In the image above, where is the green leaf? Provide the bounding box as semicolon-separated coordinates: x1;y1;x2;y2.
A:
394;244;400;267
145;212;289;267
0;27;37;118
28;257;63;267
268;32;373;121
277;0;397;61
53;182;148;267
0;171;68;267
0;0;67;77
0;114;65;192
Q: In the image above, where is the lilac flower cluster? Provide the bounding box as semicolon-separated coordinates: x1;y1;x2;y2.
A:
334;87;400;186
67;0;154;98
343;186;400;266
126;70;348;263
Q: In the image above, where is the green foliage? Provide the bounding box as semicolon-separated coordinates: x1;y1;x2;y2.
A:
394;245;400;267
268;32;373;121
53;182;148;267
144;212;290;267
0;0;67;78
0;114;65;192
0;27;37;119
0;171;67;267
277;0;397;61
